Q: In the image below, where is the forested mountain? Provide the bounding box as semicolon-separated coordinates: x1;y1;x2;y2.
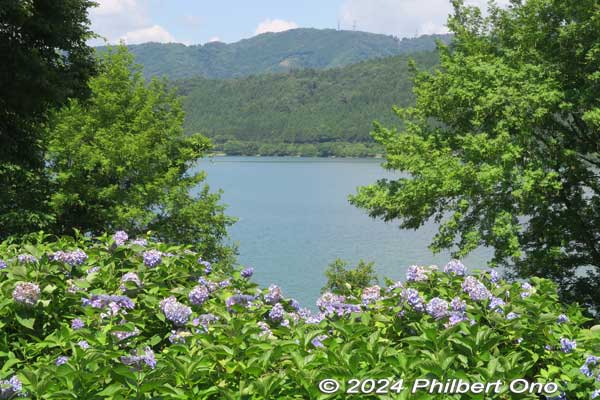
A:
176;51;439;156
98;29;450;80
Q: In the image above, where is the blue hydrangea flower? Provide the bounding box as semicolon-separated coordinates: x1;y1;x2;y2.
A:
241;267;254;278
82;294;134;310
445;312;468;327
159;296;192;326
443;260;466;276
71;318;85;330
169;330;192;344
592;389;600;399
111;328;140;342
143;250;162;267
113;231;128;246
193;313;218;332
489;270;500;283
257;321;275;338
426;297;449;320
189;285;209;305
560;337;576;353
521;282;533;298
0;260;6;270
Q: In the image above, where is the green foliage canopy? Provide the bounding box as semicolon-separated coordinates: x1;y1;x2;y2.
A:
45;47;234;259
179;52;439;150
351;0;600;311
0;0;98;237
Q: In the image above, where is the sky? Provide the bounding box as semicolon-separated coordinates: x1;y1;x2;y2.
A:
89;0;507;46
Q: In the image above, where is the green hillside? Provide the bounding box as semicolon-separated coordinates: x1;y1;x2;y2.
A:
99;29;450;80
177;51;439;156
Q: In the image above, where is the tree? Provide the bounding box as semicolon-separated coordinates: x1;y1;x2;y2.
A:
321;259;378;296
0;0;97;237
351;0;600;311
45;46;235;260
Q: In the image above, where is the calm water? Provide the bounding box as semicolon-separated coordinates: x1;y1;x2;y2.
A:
192;156;492;308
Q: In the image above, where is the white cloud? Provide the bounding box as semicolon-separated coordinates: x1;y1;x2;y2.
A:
89;0;178;45
254;19;298;35
339;0;504;38
120;25;176;44
207;36;221;43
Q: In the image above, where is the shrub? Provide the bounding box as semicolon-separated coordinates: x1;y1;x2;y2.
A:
0;234;599;398
322;258;378;296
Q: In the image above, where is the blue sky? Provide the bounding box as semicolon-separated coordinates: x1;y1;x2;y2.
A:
89;0;501;46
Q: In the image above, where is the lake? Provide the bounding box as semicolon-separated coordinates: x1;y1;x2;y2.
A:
192;156;492;308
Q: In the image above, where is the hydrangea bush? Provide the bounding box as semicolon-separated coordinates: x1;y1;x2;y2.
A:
0;233;599;399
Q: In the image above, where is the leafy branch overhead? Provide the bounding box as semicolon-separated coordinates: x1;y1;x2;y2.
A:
351;0;600;311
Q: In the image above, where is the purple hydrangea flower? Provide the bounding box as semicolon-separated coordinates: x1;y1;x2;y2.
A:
241;267;254;278
521;282;533;298
592;389;600;399
560;337;576;353
580;355;598;377
55;356;69;366
361;285;381;304
218;279;230;288
311;334;328;348
506;312;519;320
112;328;140;342
426;297;449;319
86;266;100;274
450;297;466;312
445;311;468;327
264;284;282;304
78;340;90;350
257;321;274;338
121;347;156;370
51;250;88;266
401;288;425;312
169;329;192;344
290;298;300;311
0;375;22;398
131;238;148;246
444;260;466;276
489;297;505;313
0;260;6;270
489;270;500;283
461;276;491;301
193;313;218;332
189;285;209;305
159;296;191;326
557;314;569;323
269;303;285;322
113;231;128;246
406;265;429;282
143;250;162;267
17;254;37;264
225;294;255;311
12;282;41;306
82;294;134;310
71;318;85;330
